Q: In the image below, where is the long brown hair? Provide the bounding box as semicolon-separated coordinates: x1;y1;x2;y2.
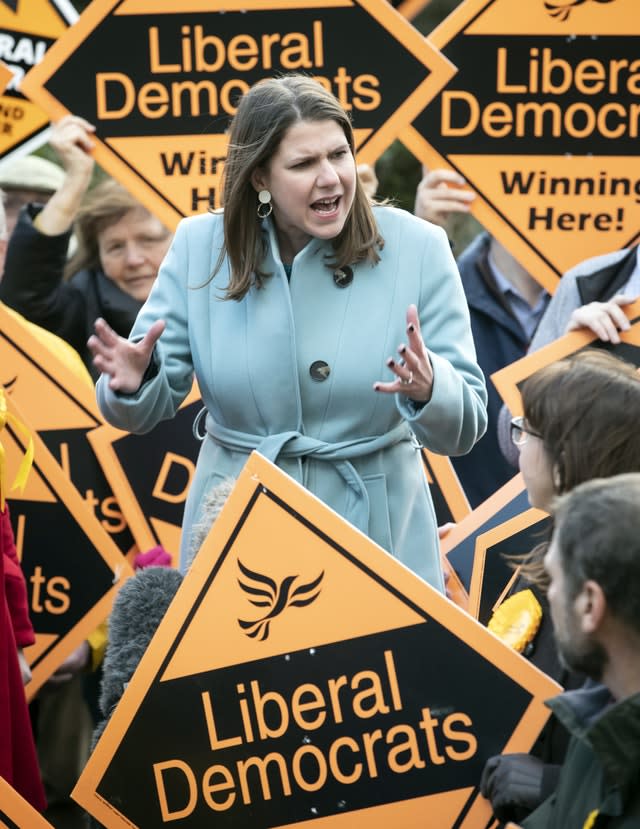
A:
63;179;148;280
217;74;383;300
518;349;640;587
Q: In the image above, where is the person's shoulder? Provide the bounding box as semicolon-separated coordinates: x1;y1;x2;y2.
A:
373;203;448;244
562;247;631;280
175;210;224;242
456;231;490;266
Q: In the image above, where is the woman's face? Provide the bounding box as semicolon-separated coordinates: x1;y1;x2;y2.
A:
97;207;172;302
252;118;356;262
518;424;555;511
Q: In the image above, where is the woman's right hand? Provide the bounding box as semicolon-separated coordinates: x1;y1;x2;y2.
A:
565;294;637;343
88;317;165;393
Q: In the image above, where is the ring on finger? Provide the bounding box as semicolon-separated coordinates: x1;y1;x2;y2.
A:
401;370;414;386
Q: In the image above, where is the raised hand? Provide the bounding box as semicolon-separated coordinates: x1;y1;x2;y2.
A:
36;114;96;236
88;317;165;393
49;114;95;177
374;304;434;404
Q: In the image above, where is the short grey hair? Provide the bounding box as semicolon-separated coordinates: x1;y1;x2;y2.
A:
552;472;640;633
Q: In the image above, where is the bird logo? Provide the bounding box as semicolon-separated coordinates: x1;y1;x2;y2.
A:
237;559;324;641
544;0;616;21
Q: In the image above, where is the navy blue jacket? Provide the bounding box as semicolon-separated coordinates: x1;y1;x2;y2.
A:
452;233;541;507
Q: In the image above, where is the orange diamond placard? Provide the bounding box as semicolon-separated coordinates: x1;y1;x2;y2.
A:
0;304;136;559
0;0;76;161
22;0;454;230
73;452;559;829
404;0;640;294
491;298;640;416
2;392;133;699
0;777;55;828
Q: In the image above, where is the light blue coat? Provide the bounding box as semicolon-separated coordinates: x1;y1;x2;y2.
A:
96;206;487;589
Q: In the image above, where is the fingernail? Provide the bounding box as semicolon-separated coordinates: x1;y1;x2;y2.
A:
398;344;406;354
407;324;415;333
373;384;380;392
386;358;395;367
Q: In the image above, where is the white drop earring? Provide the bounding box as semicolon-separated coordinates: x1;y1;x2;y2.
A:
257;189;272;218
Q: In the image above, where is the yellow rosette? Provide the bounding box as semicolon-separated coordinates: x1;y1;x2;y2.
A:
488;588;543;654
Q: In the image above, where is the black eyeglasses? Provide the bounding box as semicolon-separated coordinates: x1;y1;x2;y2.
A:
510;415;542;447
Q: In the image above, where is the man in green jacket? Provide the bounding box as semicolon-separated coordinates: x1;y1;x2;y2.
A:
522;473;640;829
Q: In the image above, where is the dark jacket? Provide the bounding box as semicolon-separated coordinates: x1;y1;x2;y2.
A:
520;582;585;796
0;204;143;379
452;233;540;507
523;682;640;829
481;578;586;824
575;245;638;305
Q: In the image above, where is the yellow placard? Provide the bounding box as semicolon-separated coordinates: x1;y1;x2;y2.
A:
73;452;559;828
2;392;133;699
21;0;455;229
491;298;640;416
0;61;13;94
0;0;75;161
0;304;136;557
421;448;471;525
396;0;432;20
0;777;55;828
441;474;531;594
468;507;550;624
87;382;203;564
405;0;640;294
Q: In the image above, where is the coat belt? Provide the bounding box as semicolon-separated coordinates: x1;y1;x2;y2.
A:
201;414;415;535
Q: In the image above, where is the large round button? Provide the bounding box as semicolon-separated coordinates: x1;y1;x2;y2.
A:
333;265;353;288
309;360;331;382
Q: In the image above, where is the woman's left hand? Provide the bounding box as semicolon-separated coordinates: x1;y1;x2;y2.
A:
374;304;434;404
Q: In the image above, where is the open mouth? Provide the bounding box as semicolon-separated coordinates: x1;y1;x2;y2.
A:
311;196;340;214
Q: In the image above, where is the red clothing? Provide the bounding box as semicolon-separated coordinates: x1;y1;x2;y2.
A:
0;504;46;810
2;504;35;648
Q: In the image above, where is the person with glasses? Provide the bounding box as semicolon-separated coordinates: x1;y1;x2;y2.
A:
480;348;640;825
509;415;541;447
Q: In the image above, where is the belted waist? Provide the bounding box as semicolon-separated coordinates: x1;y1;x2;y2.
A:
203;416;415;535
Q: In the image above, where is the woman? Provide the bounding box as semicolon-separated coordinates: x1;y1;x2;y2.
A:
89;75;487;588
0;115;172;377
481;348;640;823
